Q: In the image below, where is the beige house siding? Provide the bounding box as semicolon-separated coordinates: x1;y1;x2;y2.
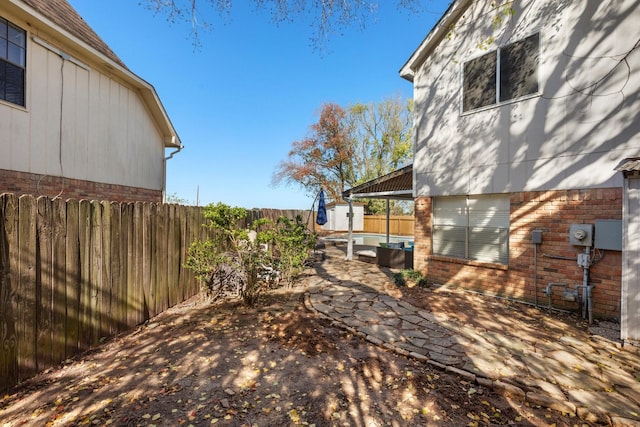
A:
408;0;639;198
0;0;179;202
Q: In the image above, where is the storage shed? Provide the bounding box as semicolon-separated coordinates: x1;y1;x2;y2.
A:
321;202;364;232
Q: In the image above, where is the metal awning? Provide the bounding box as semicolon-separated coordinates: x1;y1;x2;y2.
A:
341;164;414;261
342;164;413;200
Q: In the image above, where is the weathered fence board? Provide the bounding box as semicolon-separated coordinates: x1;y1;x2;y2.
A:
89;200;102;346
156;204;168;316
78;200;92;352
65;200;80;357
0;194;18;390
17;196;37;380
101;201;113;338
36;197;53;372
51;198;66;367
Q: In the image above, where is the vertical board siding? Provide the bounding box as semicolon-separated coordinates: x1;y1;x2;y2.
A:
0;197;311;391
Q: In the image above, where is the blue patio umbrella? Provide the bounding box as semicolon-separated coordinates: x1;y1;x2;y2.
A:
316;189;327;226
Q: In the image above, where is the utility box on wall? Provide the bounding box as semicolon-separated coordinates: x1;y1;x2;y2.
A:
569;224;594;246
594;219;623;251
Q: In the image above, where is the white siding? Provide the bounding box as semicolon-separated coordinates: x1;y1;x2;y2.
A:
412;0;640;197
0;24;166;192
322;204;364;232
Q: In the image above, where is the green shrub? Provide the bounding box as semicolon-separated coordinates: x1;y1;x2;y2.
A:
392;269;425;287
272;215;317;288
185;203;315;306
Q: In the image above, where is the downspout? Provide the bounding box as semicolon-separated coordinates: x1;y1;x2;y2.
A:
163;145;183;203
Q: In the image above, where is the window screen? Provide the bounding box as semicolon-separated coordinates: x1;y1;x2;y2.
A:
463;51;496;112
500;33;539;102
462;33;539;112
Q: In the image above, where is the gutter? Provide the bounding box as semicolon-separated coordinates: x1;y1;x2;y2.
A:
399;0;473;82
162;145;184;203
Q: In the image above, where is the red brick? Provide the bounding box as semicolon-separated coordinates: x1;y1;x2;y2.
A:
414;188;622;319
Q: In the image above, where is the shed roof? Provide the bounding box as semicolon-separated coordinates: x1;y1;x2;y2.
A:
342;165;413;200
616;157;640;172
615;157;640;177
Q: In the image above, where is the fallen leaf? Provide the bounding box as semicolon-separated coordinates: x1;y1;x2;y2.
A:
289;409;300;423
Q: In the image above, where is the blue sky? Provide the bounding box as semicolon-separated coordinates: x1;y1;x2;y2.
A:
67;0;449;209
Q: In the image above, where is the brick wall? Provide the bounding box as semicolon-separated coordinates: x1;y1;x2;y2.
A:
414;188;623;320
0;169;162;203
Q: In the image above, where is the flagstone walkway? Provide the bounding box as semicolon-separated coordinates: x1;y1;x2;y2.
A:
302;246;640;426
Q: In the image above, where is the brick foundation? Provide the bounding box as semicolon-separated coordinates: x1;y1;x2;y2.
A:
414;188;623;320
0;169;162;203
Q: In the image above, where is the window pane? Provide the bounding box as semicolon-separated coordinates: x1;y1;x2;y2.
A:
0;19;7;39
463;51;496;111
433;225;467;258
500;33;539;102
7;43;24;67
0;61;4;98
0;40;6;60
1;60;25;106
469;227;509;264
468;194;510;227
8;23;25;48
433;196;467;226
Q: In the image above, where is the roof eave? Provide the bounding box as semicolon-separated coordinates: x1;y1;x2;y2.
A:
7;0;182;149
343;164;414;200
399;0;473;82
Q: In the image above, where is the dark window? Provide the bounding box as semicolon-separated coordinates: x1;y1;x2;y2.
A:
463;51;496;111
0;17;26;106
463;33;539;112
500;34;539;101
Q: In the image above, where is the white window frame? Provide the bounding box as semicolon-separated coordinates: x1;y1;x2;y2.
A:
432;194;510;265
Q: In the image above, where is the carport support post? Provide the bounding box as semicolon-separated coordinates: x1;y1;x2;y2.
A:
346;196;353;261
386;199;391;245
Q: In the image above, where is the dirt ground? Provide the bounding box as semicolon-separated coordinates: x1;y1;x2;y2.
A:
1;272;597;426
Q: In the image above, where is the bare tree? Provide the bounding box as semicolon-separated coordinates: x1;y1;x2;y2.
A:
142;0;424;48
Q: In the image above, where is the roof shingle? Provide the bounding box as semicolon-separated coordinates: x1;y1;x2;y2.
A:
20;0;127;69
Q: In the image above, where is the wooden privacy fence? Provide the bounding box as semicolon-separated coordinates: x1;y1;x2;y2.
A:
0;196;314;391
363;215;414;236
0;195;214;391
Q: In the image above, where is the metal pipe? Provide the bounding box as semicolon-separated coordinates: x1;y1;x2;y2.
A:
579;246;594;323
460;288;575;314
534;242;538;306
588;285;593;324
543;282;569;310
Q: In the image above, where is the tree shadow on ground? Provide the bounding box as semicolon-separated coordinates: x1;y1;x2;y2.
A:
1;247;585;426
